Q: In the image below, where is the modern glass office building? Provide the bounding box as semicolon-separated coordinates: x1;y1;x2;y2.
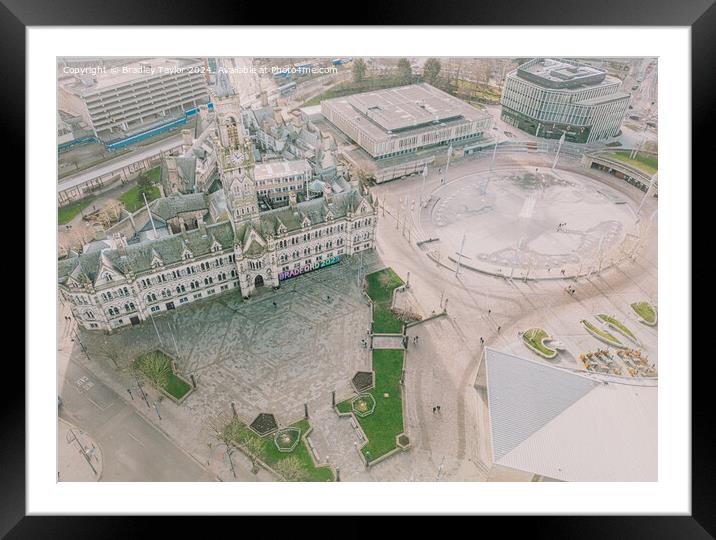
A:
500;58;630;143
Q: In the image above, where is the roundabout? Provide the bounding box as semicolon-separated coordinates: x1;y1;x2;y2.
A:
419;165;640;279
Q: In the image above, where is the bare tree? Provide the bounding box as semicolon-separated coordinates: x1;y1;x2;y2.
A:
100;339;121;369
240;435;266;475
352;58;367;83
273;456;309;482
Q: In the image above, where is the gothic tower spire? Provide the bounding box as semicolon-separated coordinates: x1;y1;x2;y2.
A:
211;67;259;223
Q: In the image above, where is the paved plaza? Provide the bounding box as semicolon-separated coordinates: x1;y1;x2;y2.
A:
79;256;382;424
419;166;638;279
67;150;657;483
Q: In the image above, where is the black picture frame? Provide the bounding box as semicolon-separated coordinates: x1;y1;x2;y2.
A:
6;0;706;536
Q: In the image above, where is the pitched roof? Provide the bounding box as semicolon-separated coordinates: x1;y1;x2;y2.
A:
58;220;235;285
160;156;198;194
483;348;657;481
151;192;208;221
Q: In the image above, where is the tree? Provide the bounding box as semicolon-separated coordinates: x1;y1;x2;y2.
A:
397;58;413;84
100;339;120;369
423;58;442;85
352;58;367;83
240;435;265;475
134;352;171;389
209;413;239;450
273;456;309;482
136;171;155;206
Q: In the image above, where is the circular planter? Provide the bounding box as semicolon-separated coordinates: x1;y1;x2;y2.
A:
351;394;376;418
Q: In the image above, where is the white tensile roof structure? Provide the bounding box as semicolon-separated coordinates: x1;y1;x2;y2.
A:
483;348;657;482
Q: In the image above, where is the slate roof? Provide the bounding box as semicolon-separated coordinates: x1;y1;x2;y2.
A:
160;156;198;194
151;192;208;221
58;220;235;286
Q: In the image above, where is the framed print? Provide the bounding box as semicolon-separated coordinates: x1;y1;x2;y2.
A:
6;0;708;535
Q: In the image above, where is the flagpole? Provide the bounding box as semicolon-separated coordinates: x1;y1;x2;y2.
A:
552;131;566;170
420;164;428;206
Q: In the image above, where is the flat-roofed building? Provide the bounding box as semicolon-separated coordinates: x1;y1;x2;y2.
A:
254;159;313;205
500;58;630;143
321;83;492;160
58;58;210;142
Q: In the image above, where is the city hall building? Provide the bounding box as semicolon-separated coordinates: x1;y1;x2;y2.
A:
58;72;377;332
500;58;630;143
321;83;493;160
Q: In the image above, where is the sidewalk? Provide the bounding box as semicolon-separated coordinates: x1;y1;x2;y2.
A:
58;418;103;482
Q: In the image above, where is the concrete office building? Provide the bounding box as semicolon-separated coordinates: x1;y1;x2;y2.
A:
500;58;630;143
321;83;493;160
58;58;210;142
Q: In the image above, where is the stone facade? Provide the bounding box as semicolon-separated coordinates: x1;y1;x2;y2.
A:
58;72;378;332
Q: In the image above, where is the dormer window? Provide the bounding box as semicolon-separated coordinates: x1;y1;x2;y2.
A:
103;272;113;281
182;250;193;260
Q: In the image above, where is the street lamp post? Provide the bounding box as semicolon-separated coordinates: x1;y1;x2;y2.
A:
636;173;657;215
445;143;453;178
455;233;466;276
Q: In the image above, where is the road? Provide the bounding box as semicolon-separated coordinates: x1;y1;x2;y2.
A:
59;358;215;482
57;302;215;482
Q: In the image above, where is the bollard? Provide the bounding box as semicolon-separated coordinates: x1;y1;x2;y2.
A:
190;374;196;389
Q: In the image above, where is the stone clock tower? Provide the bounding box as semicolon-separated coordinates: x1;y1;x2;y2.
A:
212;70;259;223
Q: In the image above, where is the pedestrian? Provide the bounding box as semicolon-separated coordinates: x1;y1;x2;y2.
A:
488;309;491;316
415;335;419;344
437;405;441;413
433;406;437;414
272;301;277;308
327;295;331;301
497;326;501;333
480;337;484;345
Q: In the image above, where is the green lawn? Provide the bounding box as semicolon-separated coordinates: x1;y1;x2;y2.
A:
631;302;657;325
605;151;658;175
58;197;94;225
120;166;162;212
120;184;161;212
337;349;405;463
522;328;557;358
145;166;161;183
581;319;623;348
596;314;639;344
226;417;333;481
365;268;405;334
133;351;192;400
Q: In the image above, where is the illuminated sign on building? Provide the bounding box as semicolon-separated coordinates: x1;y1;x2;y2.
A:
278;256;340;281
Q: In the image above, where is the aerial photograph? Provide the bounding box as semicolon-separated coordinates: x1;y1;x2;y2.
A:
56;56;658;482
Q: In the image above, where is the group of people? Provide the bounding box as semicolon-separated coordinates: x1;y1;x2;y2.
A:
432;405;442;414
556;222;567;232
566;285;576;296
